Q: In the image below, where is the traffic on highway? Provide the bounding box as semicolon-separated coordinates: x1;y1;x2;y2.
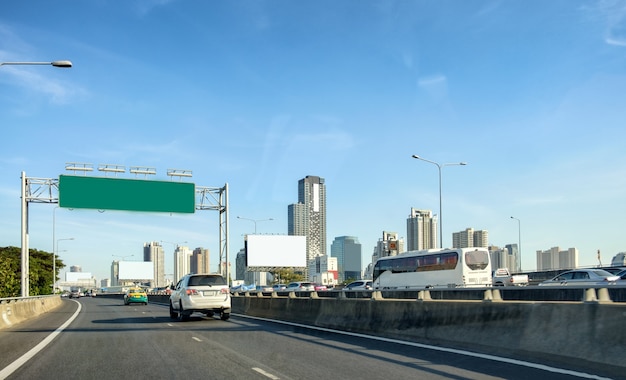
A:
0;296;619;380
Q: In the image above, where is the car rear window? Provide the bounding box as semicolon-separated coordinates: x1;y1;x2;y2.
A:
188;275;226;286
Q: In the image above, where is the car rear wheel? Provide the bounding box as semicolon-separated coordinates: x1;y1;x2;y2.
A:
169;303;178;319
220;312;230;321
180;301;191;321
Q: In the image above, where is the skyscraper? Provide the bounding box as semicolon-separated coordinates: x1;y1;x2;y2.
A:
452;227;489;248
330;236;362;282
406;208;438;250
288;175;327;279
143;241;165;288
174;245;192;283
191;247;210;274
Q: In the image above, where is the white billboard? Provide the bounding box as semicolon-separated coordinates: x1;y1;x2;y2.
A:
246;235;306;268
118;261;154;280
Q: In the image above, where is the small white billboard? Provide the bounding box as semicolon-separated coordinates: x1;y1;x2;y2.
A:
118;261;154;280
245;235;306;268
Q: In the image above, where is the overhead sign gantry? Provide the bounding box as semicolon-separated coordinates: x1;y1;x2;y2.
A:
20;163;229;297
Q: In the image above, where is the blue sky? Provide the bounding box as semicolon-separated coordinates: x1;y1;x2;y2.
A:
2;0;626;282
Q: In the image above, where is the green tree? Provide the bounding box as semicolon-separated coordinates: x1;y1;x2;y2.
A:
0;246;65;298
0;247;20;297
270;268;304;284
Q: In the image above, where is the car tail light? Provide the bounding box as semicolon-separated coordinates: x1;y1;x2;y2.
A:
186;289;199;295
220;288;229;294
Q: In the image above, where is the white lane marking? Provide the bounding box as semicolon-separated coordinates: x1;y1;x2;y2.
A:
236;314;612;380
0;300;82;380
192;336;202;342
252;367;280;379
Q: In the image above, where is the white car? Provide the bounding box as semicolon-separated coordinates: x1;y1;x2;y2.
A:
169;274;231;321
285;282;315;291
343;280;373;291
538;269;619;286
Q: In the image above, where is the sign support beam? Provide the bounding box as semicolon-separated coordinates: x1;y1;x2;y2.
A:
19;173;228;297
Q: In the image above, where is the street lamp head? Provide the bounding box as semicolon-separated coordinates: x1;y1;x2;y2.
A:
459;162;468;166
411;155;420;159
51;60;72;68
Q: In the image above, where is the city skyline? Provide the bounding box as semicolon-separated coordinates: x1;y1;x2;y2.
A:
2;2;626;282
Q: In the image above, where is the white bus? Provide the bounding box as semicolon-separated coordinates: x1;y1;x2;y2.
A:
372;247;492;289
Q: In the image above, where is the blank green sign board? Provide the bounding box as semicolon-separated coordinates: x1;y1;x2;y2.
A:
58;175;195;213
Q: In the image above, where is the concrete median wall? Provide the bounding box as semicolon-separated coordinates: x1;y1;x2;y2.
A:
0;295;63;330
232;291;626;369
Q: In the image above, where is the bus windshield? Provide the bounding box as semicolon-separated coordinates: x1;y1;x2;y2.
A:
464;250;490;270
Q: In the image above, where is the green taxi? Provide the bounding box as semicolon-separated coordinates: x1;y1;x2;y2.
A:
124;287;148;305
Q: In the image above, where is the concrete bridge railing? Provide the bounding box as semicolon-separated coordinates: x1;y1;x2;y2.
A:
0;295;62;330
231;288;626;370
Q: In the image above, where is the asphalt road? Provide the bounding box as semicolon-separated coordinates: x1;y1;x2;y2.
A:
0;297;619;380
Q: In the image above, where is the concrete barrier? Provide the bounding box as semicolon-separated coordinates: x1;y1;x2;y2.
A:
232;291;626;369
0;295;63;330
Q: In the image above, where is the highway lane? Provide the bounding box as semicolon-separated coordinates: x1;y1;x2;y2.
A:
0;296;618;380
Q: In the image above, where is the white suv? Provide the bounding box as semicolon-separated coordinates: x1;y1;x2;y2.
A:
169;274;231;321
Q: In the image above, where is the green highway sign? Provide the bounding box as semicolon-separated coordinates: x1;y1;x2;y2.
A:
58;175;195;213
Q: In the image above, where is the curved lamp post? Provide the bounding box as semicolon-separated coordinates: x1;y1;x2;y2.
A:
7;60;72;297
54;237;74;293
112;254;134;261
411;155;467;249
0;60;72;68
237;216;274;234
510;216;522;271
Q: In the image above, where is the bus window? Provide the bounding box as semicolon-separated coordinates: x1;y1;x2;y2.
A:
440;252;458;270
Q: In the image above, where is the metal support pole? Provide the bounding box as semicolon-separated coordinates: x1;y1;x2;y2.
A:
21;171;29;297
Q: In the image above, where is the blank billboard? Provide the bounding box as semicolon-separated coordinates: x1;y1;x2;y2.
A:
118;261;154;280
246;235;306;267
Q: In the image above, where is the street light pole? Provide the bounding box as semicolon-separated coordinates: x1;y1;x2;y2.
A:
112;254;134;261
510;216;522;271
7;60;72;298
55;237;74;293
412;155;467;249
236;216;274;234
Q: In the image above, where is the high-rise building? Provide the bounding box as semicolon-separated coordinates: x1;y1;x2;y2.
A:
288;175;327;279
309;255;338;286
365;231;404;279
235;248;246;281
174;245;192;283
191;247;210;274
536;247;579;271
452;228;488;248
143;241;165;288
406;208;438;250
489;244;520;272
330;236;362;282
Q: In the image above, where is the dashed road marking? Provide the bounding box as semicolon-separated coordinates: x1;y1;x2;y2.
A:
252;367;280;379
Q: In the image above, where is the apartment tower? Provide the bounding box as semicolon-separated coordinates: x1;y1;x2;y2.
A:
406;208;438;250
288;175;327;279
143;241;165;288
